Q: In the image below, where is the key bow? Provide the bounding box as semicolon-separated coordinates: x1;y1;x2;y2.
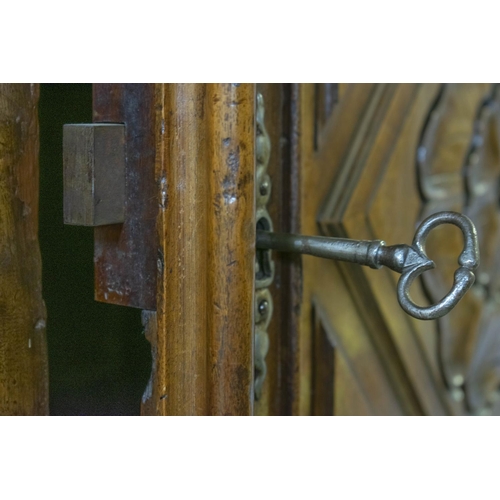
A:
394;212;480;320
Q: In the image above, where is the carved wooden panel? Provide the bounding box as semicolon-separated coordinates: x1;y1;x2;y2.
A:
311;301;372;416
314;84;442;415
137;83;500;415
288;83;500;415
416;83;500;414
280;84;422;415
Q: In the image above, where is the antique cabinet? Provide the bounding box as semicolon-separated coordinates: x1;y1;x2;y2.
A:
1;83;499;416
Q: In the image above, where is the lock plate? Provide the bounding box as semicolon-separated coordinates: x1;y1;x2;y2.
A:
254;92;274;400
93;84;158;310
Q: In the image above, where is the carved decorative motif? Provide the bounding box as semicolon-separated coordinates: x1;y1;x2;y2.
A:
254;93;274;400
417;83;500;414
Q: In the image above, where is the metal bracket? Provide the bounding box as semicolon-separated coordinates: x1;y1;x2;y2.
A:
61;84;157;310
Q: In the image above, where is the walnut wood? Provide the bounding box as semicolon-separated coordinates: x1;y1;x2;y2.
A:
311;304;335;416
275;83;500;416
318;84;433;415
264;84;447;415
254;84;423;415
0;84;48;415
314;83;338;150
142;84;255;415
311;300;372;415
415;83;500;415
93;84;157;310
82;82;500;416
296;84;410;415
311;85;447;414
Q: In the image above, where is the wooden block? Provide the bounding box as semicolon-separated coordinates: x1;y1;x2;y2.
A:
63;123;125;226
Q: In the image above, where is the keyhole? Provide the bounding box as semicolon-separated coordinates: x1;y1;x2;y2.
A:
256;217;273;283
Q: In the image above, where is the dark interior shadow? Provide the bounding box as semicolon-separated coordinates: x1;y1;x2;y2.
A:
39;84;151;415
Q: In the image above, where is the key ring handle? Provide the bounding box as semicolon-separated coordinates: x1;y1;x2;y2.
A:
397;212;480;320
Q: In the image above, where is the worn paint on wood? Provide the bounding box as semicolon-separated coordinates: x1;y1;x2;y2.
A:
0;84;48;415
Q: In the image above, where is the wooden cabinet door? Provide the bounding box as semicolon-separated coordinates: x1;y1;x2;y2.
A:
59;83;257;416
257;83;500;416
81;83;500;416
4;83;499;416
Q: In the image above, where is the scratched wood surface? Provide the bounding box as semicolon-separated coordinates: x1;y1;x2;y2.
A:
0;84;48;415
137;83;500;416
142;83;255;415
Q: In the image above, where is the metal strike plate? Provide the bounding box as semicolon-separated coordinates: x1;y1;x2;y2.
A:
61;85;157;310
63;123;125;226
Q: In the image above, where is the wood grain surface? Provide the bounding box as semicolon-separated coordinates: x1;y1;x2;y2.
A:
142;84;255;415
0;84;48;415
291;84;406;415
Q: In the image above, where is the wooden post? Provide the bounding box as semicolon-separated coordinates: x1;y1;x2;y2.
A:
142;84;256;415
